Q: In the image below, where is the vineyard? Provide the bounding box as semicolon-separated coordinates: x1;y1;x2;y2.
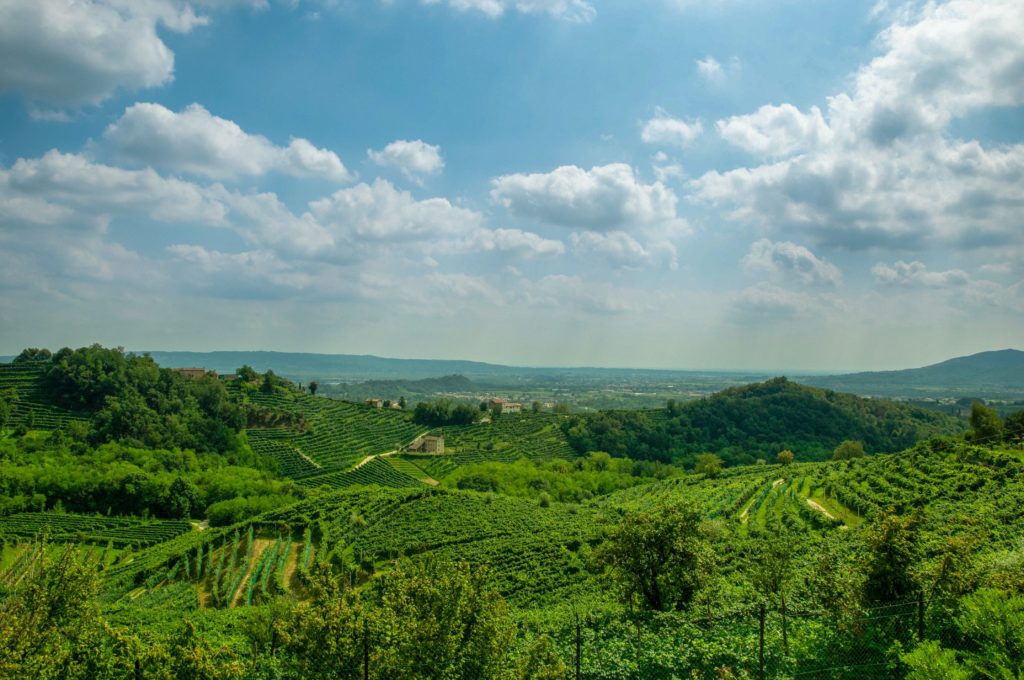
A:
242;390;425;477
0;512;192;546
0;362;88;430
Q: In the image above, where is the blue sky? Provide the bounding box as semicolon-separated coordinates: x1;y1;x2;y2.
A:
0;0;1021;371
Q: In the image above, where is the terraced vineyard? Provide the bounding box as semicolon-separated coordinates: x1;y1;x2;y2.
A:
0;512;192;546
243;391;424;476
295;456;424;490
435;413;575;462
0;362;88;430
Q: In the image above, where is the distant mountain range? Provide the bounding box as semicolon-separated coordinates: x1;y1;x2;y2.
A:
801;349;1024;400
3;348;1020;400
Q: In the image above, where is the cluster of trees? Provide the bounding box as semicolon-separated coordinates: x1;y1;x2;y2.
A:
0;436;300;520
593;500;1024;676
0;547;566;679
16;346;247;454
967;400;1024;444
412;398;480;427
562;378;961;468
443;452;678;502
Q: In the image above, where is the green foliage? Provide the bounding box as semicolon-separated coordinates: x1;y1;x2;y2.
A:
413;398;480;427
832;439;865;460
862;507;922;604
694;453;723;477
562;377;961;467
776;449;795;465
594;500;713;611
968;400;1003;443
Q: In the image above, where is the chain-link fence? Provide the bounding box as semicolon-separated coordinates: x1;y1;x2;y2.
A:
522;595;954;679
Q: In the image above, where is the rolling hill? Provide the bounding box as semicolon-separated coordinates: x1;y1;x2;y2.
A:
802;348;1024;399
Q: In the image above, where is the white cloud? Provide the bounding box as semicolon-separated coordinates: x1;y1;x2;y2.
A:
742;239;842;286
368;139;444;184
491;163;682;232
696;56;722;81
871;260;1023;312
309;178;483;243
104;103;351;181
571;231;677;270
641;108;703;149
871;260;970;287
462;228;565;257
717;104;832;158
691;0;1024;250
420;0;595;21
0;0;205;108
3;150;227;227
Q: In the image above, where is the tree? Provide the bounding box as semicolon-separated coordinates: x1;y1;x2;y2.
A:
694;453;723;478
776;449;795;465
593;501;712;611
1005;409;1024;444
236;365;259;383
862;507;921;604
167;477;201;519
832;440;865;460
308;381;318;396
398;396;406;409
968;400;1002;443
531;401;542;413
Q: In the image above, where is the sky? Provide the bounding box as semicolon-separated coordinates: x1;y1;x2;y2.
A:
0;0;1022;371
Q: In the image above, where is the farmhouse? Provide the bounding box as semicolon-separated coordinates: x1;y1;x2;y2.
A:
366;398;383;408
407;435;445;454
172;367;212;380
503;402;522;414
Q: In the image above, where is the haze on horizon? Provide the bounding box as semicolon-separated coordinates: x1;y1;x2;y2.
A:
0;0;1022;373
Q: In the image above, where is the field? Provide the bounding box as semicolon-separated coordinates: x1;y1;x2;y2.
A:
0;362;88;430
242;390;426;478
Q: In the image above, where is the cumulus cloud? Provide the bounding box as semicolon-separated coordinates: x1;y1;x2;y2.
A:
742;239;842;286
490;163;682;232
309;178;483;243
695;55;739;83
420;0;595;21
871;260;1023;312
717;104;832;158
462;228;565;258
571;231;677;270
104;103;351;181
871;260;970;287
641;108;703;149
692;0;1024;250
3;150;227;228
368;139;444;184
0;0;204;108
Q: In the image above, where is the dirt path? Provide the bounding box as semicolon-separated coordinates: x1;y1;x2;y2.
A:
281;542;301;588
805;498;837;521
231;538;274;607
740;479;784;524
293;446;322;470
353;430;433;470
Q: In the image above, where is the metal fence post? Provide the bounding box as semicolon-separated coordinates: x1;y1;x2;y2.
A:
758;604;766;680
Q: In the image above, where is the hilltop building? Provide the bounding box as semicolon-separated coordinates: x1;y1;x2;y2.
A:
366;398;383;408
407;435;445;454
172;367;212;380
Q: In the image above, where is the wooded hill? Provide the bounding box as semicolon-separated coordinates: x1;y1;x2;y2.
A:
562;377;963;467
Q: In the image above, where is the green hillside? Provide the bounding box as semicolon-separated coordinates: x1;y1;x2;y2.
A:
4;436;1023;676
563;377;964;466
803;348;1024;399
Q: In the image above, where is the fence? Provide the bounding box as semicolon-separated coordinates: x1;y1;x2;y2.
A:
524;594;955;679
